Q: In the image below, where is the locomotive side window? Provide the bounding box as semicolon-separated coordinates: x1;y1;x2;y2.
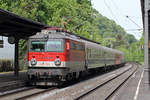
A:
70;42;76;49
46;40;64;52
78;44;85;50
30;41;45;52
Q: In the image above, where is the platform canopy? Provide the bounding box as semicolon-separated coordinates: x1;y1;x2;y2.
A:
0;8;48;38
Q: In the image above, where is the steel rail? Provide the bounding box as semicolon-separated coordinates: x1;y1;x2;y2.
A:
0;87;35;97
15;87;57;100
105;67;138;100
0;80;26;87
74;65;136;100
0;80;27;93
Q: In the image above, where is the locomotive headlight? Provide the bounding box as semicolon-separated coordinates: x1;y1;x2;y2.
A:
54;58;61;66
31;58;37;65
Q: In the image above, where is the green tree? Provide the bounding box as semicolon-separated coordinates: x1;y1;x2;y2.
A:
0;0;143;68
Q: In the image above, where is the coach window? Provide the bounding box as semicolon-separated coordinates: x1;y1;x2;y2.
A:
30;41;45;52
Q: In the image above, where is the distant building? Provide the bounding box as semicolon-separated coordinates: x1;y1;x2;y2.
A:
0;36;14;59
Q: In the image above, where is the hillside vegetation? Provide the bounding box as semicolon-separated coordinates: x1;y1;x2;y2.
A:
0;0;144;66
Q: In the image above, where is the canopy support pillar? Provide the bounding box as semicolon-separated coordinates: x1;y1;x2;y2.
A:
14;38;19;76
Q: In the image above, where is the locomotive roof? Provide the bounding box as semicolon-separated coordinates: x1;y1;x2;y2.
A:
29;28;100;44
29;32;66;39
29;31;84;43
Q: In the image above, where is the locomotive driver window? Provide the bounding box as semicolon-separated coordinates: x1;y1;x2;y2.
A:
30;41;45;52
46;40;64;52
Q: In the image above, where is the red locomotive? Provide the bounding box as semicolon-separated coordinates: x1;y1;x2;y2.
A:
27;27;125;85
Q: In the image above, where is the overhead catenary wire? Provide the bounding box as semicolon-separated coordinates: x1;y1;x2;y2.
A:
105;0;143;40
104;0;142;29
126;16;142;29
125;29;143;31
111;0;124;16
111;0;127;18
103;0;119;23
110;0;142;29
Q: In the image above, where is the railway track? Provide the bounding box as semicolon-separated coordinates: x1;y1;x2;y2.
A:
0;80;27;92
74;63;138;100
0;63;138;100
0;87;34;97
105;63;139;100
0;86;57;100
15;87;57;100
22;63;135;100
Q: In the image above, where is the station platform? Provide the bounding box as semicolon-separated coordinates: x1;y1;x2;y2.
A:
112;64;150;100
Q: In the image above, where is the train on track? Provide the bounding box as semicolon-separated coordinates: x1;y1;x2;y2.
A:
27;27;125;85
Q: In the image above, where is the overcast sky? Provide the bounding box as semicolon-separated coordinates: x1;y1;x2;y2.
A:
92;0;143;40
0;0;143;59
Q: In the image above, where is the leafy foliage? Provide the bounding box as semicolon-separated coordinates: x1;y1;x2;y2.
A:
0;0;143;64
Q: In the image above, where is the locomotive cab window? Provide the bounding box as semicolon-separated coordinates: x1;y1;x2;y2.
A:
30;41;45;52
46;39;64;52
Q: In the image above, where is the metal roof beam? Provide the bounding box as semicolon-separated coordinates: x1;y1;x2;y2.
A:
0;8;47;37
